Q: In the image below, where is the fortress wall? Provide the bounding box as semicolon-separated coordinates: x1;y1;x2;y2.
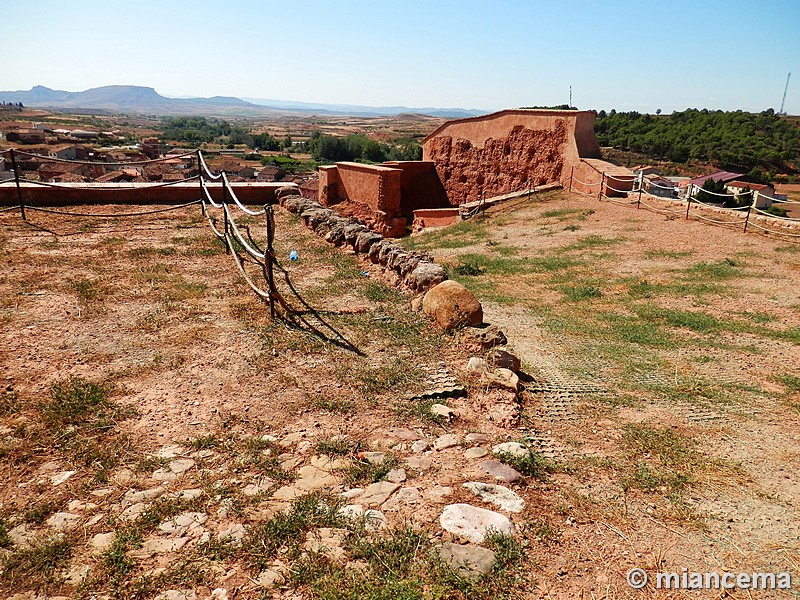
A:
422;109;604;206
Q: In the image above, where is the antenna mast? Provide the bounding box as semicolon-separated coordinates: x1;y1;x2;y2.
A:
569;85;572;108
780;72;791;114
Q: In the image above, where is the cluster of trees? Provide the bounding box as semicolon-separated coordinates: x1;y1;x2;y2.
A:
306;131;422;163
159;117;233;143
694;178;753;208
159;117;296;151
595;108;800;174
0;102;24;107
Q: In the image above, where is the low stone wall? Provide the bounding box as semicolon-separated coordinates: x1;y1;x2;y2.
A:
278;189;448;293
318;161;449;237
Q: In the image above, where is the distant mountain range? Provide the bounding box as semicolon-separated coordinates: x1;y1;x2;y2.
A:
0;85;486;119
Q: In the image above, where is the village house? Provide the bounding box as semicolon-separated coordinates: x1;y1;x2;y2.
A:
216;158;255;179
47;145;86;161
140;138;164;159
644;174;677;198
37;162;86;182
256;166;287;182
725;180;775;208
95;169;143;183
6;129;46;144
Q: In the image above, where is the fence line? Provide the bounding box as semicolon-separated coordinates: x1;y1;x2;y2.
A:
3;148;195;166
584;169;799;241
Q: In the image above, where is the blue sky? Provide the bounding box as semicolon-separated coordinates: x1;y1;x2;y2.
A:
5;0;799;114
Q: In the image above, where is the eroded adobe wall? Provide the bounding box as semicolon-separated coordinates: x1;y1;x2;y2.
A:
422;110;602;206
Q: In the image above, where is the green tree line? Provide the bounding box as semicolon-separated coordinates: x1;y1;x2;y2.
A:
306;132;422;163
159;116;232;143
595;108;800;173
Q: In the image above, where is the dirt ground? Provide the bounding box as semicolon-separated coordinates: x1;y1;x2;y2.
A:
0;192;799;599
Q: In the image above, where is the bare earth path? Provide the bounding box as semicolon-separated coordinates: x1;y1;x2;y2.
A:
1;193;799;598
414;192;800;597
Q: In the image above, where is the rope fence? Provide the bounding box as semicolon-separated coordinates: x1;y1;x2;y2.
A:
3;148;195;166
557;168;800;242
0;146;329;320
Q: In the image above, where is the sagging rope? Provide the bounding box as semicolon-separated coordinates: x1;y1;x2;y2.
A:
197;151;222;181
747;219;800;238
15;174;199;191
221;172;261;216
753;206;800;221
7;149;196;167
569;176;602;188
223;203;266;260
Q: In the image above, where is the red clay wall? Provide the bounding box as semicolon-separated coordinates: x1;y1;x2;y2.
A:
0;181;290;207
422;109;602;206
383;161;448;217
318;162;402;214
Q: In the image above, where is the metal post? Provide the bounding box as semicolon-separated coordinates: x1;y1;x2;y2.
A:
221;174;230;254
598;172;606;202
264;205;276;318
569;166;574;193
743;195;754;233
197;150;205;217
9;149;26;221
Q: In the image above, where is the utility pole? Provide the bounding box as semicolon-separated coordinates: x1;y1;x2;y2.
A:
569;85;572;108
780;72;791;115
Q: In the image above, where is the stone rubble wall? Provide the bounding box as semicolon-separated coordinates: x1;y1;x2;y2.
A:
278;188;448;293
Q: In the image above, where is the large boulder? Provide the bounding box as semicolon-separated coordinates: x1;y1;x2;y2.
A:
422;280;483;330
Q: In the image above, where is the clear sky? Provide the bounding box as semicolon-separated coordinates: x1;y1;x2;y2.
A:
4;0;799;114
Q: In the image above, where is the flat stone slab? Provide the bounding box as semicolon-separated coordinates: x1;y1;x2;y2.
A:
464;447;489;459
46;512;81;531
492;442;530;459
406;457;432;472
360;481;401;507
295;465;339;492
125;487;166;504
436;542;496;579
131;537;190;558
50;470;76;486
158;512;208;535
463;482;525;513
90;532;116;552
480;460;522;483
440;503;515;543
169;459;196;474
465;433;490;444
434;434;460;450
411;440;430;453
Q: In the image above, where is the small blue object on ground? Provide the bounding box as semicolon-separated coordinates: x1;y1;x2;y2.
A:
289;250;299;261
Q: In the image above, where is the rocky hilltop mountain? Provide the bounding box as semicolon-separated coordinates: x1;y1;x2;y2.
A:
0;85;486;118
0;85;262;116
